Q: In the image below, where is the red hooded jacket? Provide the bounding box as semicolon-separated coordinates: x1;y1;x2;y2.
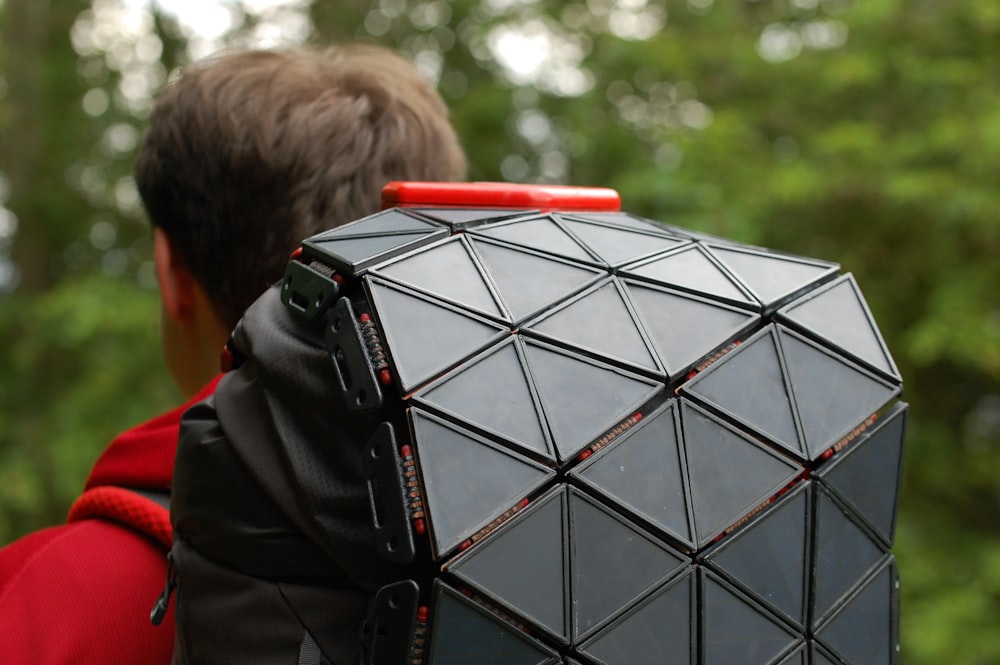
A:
0;378;219;665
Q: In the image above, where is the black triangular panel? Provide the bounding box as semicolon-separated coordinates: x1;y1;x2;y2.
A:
556;212;673;235
428;582;560;665
778;326;899;460
626;279;761;380
447;488;569;641
778;274;900;381
700;569;799;665
621;244;757;309
374;236;506;320
471;237;606;322
414;338;553;460
525;278;661;375
815;403;907;547
471;216;598;264
570;401;694;549
579;568;695;665
704;483;810;627
679;400;802;547
561;219;687;267
414;207;535;229
810;485;885;625
681;326;805;458
815;558;898;665
319;208;444;237
309;231;442;273
523;339;663;462
366;277;508;391
706;244;838;309
569;488;688;641
410;409;554;557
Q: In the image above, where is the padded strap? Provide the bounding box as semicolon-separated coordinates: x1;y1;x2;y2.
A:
298;631;321;665
68;486;172;549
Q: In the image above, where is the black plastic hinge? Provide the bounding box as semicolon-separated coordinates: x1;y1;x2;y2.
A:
325;297;383;412
360;580;420;665
364;422;416;564
281;260;341;322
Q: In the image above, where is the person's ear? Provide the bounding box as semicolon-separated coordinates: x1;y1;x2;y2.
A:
153;226;196;324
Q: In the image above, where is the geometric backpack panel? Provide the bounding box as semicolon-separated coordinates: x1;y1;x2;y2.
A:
681;324;901;461
777;273;900;381
192;182;906;665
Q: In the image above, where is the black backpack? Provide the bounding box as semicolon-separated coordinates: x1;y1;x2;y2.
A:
162;281;405;664
160;183;907;665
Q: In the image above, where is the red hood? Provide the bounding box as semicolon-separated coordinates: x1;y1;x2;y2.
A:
85;376;222;492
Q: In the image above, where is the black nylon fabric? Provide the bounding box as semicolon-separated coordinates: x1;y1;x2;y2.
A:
173;397;346;582
213;284;405;591
169;284;409;664
170;538;366;665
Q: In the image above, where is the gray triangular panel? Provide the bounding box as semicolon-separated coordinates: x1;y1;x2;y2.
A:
680;400;802;546
562;219;686;266
778;327;898;460
569;488;687;640
526;279;660;374
701;570;798;665
524;340;662;462
323;208;441;237
626;280;760;379
367;278;508;391
415;339;552;460
447;489;569;641
705;484;810;627
682;327;804;458
312;232;433;269
572;401;693;548
472;238;605;322
580;569;695;665
816;559;897;665
816;403;907;546
375;237;505;319
428;582;559;665
623;245;756;308
411;409;553;556
811;485;885;624
779;274;899;380
707;244;836;308
473;216;597;263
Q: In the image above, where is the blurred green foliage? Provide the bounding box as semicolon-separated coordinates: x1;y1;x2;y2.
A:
0;275;176;539
0;1;997;663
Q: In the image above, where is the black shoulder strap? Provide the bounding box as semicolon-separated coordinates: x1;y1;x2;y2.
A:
298;631;321;665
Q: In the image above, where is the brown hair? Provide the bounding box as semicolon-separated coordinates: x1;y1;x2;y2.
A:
134;44;467;328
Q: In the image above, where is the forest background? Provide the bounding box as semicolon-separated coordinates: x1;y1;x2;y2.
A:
0;1;997;663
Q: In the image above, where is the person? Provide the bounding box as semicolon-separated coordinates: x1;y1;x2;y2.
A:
0;43;467;665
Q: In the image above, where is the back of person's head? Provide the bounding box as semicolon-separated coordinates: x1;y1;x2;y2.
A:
134;44;467;329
